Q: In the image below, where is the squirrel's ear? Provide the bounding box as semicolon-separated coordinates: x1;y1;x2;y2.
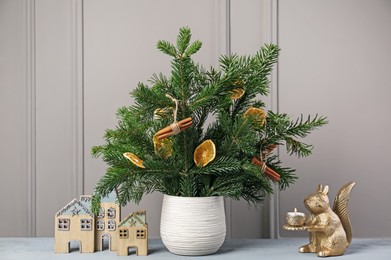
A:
318;184;323;193
322;185;329;195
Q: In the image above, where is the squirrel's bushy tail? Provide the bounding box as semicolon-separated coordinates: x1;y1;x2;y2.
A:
333;181;355;245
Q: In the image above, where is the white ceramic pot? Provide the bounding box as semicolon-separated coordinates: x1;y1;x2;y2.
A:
160;194;226;256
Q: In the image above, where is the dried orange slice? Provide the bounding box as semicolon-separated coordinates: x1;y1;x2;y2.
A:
229;88;245;100
243;107;267;126
153;134;173;159
153;107;173;120
233;80;244;86
123;152;145;168
194;139;216;167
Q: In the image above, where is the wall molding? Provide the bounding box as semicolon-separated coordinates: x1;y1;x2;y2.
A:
24;0;37;237
70;0;85;199
23;0;85;237
260;0;280;238
219;0;232;240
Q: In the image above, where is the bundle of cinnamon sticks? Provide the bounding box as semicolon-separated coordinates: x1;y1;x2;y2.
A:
251;157;281;182
155;117;193;140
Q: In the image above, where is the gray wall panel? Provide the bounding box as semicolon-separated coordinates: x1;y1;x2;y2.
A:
230;0;273;238
34;0;81;237
278;0;391;238
0;0;29;237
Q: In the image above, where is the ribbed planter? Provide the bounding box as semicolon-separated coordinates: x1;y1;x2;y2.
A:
160;195;226;256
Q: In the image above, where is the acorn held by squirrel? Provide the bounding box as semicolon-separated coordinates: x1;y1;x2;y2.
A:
299;182;355;257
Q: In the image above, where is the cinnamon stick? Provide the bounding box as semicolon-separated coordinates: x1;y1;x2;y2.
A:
251;157;281;182
156;117;193;139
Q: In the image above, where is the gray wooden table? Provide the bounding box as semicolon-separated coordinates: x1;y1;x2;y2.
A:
1;238;390;259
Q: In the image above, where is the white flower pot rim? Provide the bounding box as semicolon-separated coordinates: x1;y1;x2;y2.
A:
163;194;223;199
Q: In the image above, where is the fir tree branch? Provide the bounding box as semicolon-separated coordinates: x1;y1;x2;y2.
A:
190;156;242;176
264;112;328;157
207;176;243;198
176;27;191;55
157;40;177;57
185;40;202;57
266;155;297;190
219;112;258;156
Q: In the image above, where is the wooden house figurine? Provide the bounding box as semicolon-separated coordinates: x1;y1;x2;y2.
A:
117;210;148;256
54;192;120;254
93;192;120;251
54;198;95;253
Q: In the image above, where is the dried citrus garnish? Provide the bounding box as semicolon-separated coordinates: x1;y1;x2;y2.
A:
153;134;173;159
243;107;267;126
229;88;245;100
193;139;216;167
123;152;145;168
233;80;244;86
153;107;173;120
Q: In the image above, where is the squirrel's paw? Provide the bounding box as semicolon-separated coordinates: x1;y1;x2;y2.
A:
299;244;316;253
317;251;329;257
317;248;341;257
317;248;345;257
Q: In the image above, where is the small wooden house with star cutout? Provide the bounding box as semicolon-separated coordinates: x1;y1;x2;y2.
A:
93;192;120;251
54;192;120;254
117;210;148;256
54;198;96;253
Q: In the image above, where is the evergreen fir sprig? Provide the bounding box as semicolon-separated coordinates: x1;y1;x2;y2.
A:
286;114;328;138
185;40;202;57
176;27;191;54
132;83;172;113
218;114;258;156
189;156;242;176
264;112;328;157
266;155;297;190
156;40;177;57
91;27;327;214
205;175;244;198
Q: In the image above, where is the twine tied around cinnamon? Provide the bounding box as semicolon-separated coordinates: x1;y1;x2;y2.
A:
155;94;193;140
252;142;281;182
251;157;280;182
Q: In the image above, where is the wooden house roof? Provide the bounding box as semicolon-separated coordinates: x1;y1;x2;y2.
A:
79;195;92;209
56;199;94;218
100;190;117;203
55;191;118;218
119;210;147;227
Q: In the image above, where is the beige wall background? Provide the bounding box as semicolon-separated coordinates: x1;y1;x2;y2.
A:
1;0;390;238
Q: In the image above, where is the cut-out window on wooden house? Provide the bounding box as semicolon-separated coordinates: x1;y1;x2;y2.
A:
119;229;128;239
96;220;104;231
136;229;146;239
107;207;116;218
58;218;70;231
107;220;116;231
80;219;92;231
97;208;105;219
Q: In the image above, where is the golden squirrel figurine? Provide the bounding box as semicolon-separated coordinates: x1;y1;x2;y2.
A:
300;182;355;257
